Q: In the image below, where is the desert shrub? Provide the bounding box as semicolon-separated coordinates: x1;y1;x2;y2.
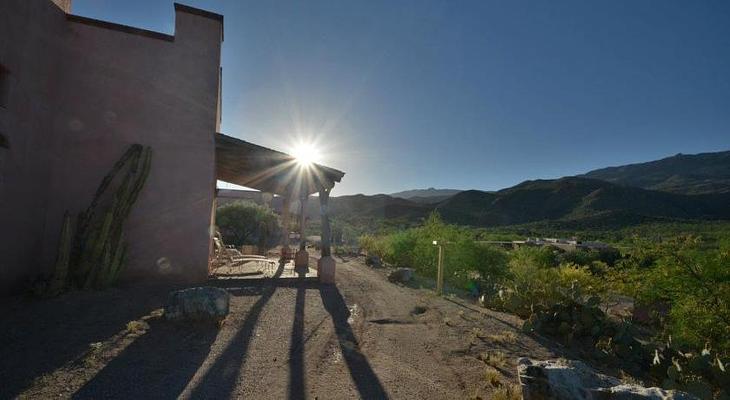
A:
382;229;419;268
448;240;509;287
216;201;280;249
635;236;730;356
360;213;509;289
557;248;621;269
487;260;602;318
509;246;558;269
359;234;389;259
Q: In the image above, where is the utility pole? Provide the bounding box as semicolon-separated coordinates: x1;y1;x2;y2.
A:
433;240;444;296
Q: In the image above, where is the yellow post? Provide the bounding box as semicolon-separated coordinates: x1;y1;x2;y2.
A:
434;241;444;296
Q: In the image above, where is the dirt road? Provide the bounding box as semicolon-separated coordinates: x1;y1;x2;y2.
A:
6;257;557;399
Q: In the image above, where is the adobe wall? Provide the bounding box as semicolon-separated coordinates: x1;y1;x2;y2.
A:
0;0;69;294
0;1;223;294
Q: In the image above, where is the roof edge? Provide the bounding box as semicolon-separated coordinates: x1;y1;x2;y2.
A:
216;133;345;183
66;14;175;42
174;3;224;23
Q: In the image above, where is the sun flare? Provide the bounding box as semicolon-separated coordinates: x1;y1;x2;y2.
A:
291;142;322;167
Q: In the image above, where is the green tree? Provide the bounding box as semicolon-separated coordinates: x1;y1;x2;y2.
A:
216;201;281;249
638;236;730;354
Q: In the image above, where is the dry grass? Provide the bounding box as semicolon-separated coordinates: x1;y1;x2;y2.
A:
486;330;518;345
484;367;502;387
619;369;642;385
126;320;149;333
479;350;508;369
491;384;522;400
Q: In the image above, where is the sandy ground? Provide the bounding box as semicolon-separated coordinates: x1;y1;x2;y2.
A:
2;256;559;399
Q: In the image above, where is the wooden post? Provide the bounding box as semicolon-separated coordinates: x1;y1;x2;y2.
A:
435;241;444;296
298;193;308;250
318;186;336;284
294;192;310;269
281;195;291;259
319;188;331;257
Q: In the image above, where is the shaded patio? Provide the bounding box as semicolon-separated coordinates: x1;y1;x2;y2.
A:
214;133;345;283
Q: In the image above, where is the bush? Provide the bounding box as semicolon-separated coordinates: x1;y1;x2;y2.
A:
216;201;280;250
362;219;729;396
635;236;730;356
557;248;621;269
359;213;509;289
486;259;601;318
509;246;558;269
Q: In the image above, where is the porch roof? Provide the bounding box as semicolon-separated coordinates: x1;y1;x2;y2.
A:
215;133;344;196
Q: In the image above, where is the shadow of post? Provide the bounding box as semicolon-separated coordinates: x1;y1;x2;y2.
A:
186;261;285;398
318;285;389;399
288;282;307;399
0;283;182;400
72;320;218;400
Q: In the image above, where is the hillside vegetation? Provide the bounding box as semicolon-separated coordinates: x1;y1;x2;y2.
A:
582;150;730;195
359;214;730;398
435;177;730;227
319;178;730;233
389;187;462;201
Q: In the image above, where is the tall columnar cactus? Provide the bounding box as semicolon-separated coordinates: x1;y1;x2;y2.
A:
46;212;73;297
76;145;152;288
68;144;153;289
75;145;142;247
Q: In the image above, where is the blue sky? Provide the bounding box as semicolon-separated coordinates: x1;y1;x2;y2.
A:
74;0;730;195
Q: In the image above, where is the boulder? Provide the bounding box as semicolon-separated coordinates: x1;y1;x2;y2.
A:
593;384;699;400
632;301;670;325
518;358;697;400
365;255;382;267
165;287;230;323
388;268;414;283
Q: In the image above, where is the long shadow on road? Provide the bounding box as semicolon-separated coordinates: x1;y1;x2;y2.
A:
318;284;389;399
0;283;182;400
186;262;287;399
70;263;388;400
288;282;307;399
189;276;388;399
72;320;218;400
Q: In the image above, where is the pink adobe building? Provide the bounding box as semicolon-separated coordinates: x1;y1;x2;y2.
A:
0;0;344;295
0;0;223;294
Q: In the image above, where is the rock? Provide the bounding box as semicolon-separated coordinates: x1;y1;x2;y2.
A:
518;358;698;400
365;255;382;267
593;384;698;400
388;267;414;283
411;305;428;315
632;301;670;325
164;287;230;323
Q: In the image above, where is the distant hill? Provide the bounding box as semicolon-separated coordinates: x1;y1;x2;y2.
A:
434;177;730;227
389;188;462;203
314;177;730;230
581;150;730;195
219;150;730;230
327;194;432;220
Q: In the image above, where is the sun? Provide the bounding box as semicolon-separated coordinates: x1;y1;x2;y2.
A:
291;142;322;167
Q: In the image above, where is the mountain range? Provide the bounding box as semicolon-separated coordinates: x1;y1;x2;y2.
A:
389;188;462;204
221;150;730;229
333;150;730;228
581;150;730;195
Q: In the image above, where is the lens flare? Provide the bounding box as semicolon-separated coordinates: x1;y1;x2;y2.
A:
291;142;321;167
